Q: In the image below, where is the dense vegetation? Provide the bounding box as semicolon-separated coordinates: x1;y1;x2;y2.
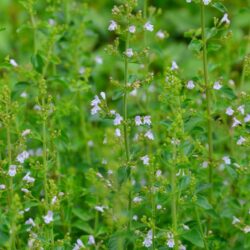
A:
0;0;250;249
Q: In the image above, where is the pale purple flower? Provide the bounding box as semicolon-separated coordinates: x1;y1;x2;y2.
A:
144;21;154;32
143;116;151;125
186;80;195;89
213;81;222;90
171;61;178;71
16;151;29;163
88;235;95;245
128;25;136;33
125;48;134;58
135;116;142;126
144;130;154;140
232;117;241;127
220;13;230;25
108;20;118;31
43;211;53;224
226;107;234;116
23;172;35;183
141;155;150;165
8;165;17;177
114;113;123;125
115;128;121;137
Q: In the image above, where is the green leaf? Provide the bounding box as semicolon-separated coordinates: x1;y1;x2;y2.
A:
212;3;228;13
196;195;213;210
72;207;94;221
182;228;204;248
31;54;44;73
188;39;202;53
72;221;94;234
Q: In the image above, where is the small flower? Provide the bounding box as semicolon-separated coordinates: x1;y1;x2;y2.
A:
243;225;250;233
128;25;136;33
226;107;234;116
133;196;142;203
10;58;18;67
8;165;17;177
51;196;57;205
237;105;245;115
88;235;95;245
16;151;29;163
21;188;30;193
213;81;222;90
95;56;103;65
79;67;85;75
157;204;162;210
183;224;190;230
143;116;151;125
20;92;28;98
100;92;106;100
95;205;105;213
114;113;123;125
144;130;154;140
22;129;31;137
25;218;36;227
244;114;250;123
237;136;246;145
232;216;240;225
171;61;178;71
141;155;150;165
144;21;154;32
232;117;241;127
156;170;162;177
125;48;134;58
23;172;35;183
135;116;142;126
222;156;231;165
73;239;85;250
186;0;192;3
167;238;175;248
186;80;195;89
43;211;53;224
143;230;153;248
133;215;138;221
115;128;121;137
203;0;211;5
220;13;230;25
202;161;208;168
0;184;6;190
156;30;165;39
108;20;118;31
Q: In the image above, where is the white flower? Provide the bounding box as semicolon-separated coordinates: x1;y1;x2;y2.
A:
43;211;53;224
79;67;85;75
115;128;121;137
203;0;211;5
143;116;151;125
141;155;150;165
143;230;153;248
237;105;245;115
183;224;190;230
91;105;101;115
237;136;246;145
202;161;208;168
0;184;6;190
95;56;103;65
91;95;101;115
144;21;154;32
243;225;250;233
114;113;123;125
179;244;186;250
213;81;222;90
95;205;105;213
171;61;178;71
8;165;17;177
34;104;41;111
186;80;195;89
186;0;192;3
232;216;240;225
226;107;234;116
135;116;142;126
88;235;95;245
156;170;162;177
100;92;106;100
128;25;136;33
25;218;36;227
222;156;231;165
20;92;28;98
232;117;241;127
133;196;142;203
51;196;57;205
10;58;18;67
21;188;30;193
133;215;138;221
220;13;230;25
16;151;29;163
73;239;85;250
144;130;154;140
167;238;175;248
157;204;162;210
125;48;134;57
244;114;250;123
23;172;35;183
48;19;56;26
22;129;31;137
156;30;165;39
108;20;118;31
88;140;94;147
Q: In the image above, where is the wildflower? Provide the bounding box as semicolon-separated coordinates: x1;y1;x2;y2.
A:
244;114;250;123
133;215;138;221
10;58;18;67
156;170;162;177
243;225;250;233
133;196;142;203
220;13;230;25
21;188;30;193
232;117;241;127
95;56;103;65
0;184;6;190
143;230;153;248
43;211;53;224
16;151;29;163
22;129;31;137
232;216;240;225
23;172;35;183
144;130;154;140
186;80;195;89
237;105;245;115
91;95;101;115
143;116;151;125
114;113;123;125
48;19;56;26
186;0;192;3
79;67;85;75
128;25;136;33
25;218;36;227
203;0;211;5
135;116;142;126
33;104;41;111
222;156;231;165
202;161;208;168
141;155;150;165
20;92;28;98
51;196;57;205
108;20;118;31
144;21;154;32
179;244;186;250
95;205;105;213
88;235;95;245
226;107;234;116
115;128;121;137
100;92;106;100
167;238;175;248
125;48;134;58
156;30;165;39
171;61;178;71
157;204;162;210
73;239;85;250
213;81;222;90
88;140;94;147
8;165;17;177
237;136;246;145
183;224;190;230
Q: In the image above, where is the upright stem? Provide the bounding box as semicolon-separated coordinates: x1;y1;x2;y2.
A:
201;1;213;204
150;165;156;250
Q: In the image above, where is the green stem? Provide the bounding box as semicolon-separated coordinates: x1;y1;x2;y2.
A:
151;165;156;250
201;1;213;204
